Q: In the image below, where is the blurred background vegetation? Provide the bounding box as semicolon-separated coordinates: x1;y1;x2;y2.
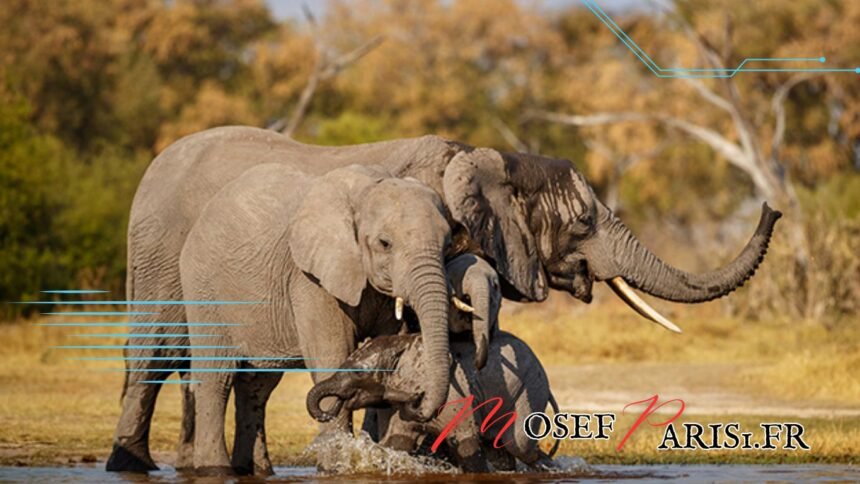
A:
1;0;858;322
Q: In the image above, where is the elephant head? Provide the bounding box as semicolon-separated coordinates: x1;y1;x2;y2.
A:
289;165;452;420
445;254;500;370
306;335;420;423
443;148;781;331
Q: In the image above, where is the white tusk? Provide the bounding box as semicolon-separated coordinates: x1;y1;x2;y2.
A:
452;296;475;313
607;277;682;334
395;297;404;320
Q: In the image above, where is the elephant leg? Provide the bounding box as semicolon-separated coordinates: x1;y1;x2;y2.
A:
379;414;418;453
105;371;165;472
175;371;196;470
231;372;282;476
192;365;235;474
361;408;395;442
292;290;357;436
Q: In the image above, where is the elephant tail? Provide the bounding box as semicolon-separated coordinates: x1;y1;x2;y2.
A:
547;391;561;459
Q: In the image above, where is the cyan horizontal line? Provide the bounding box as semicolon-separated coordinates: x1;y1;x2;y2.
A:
40;290;109;294
53;345;239;350
72;356;313;361
114;368;394;373
139;380;201;384
39;323;241;327
72;334;218;338
21;300;264;305
43;312;158;316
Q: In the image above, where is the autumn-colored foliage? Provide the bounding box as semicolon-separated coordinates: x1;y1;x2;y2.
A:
1;0;858;320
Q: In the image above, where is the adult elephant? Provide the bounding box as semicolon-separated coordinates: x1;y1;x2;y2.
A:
179;163;457;473
108;126;781;471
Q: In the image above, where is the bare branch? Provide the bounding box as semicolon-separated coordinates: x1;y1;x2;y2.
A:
270;6;384;136
681;77;734;114
492;117;529;153
320;35;385;80
301;3;317;28
771;73;818;159
529;109;777;197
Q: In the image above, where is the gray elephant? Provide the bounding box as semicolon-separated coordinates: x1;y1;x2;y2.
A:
306;331;559;472
176;163;459;474
110;126;781;471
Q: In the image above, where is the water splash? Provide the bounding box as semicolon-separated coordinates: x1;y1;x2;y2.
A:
302;430;459;476
539;455;592;474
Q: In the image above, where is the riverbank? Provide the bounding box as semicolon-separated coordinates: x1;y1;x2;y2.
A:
1;300;857;467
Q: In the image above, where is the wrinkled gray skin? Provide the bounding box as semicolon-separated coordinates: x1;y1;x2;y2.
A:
307;331;557;472
229;253;497;474
445;254;501;370
109;126;780;472
176;163;453;474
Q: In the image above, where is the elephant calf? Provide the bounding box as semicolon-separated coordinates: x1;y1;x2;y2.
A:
306;330;559;472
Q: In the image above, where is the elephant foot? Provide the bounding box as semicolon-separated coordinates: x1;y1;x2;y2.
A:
235;462;274;477
105;444;158;473
174;442;194;470
195;465;236;476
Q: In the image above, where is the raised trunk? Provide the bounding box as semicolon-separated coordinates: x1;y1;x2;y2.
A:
407;252;451;420
603;203;781;303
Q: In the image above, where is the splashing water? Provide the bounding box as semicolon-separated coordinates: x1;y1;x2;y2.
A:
302;430;459;476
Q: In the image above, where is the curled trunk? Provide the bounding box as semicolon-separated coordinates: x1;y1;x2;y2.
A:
306;377;347;423
602;203;781;303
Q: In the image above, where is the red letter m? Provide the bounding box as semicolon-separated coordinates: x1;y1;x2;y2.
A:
430;395;517;452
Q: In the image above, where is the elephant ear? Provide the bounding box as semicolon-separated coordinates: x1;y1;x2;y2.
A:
443;149;548;302
289;165;388;306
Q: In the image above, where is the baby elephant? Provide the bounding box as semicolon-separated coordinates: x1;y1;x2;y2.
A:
306;331;558;472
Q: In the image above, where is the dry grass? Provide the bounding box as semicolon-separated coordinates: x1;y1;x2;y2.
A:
1;301;858;467
502;289;860;404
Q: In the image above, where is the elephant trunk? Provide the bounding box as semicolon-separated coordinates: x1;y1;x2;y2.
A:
600;203;782;303
470;290;492;370
406;251;451;420
306;376;348;423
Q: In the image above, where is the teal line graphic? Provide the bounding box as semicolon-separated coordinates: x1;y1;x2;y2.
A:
20;300;263;305
140;380;202;384
38;322;242;327
582;0;859;78
71;334;218;338
41;290;109;294
43;312;158;316
53;345;239;350
72;357;312;361
115;368;394;373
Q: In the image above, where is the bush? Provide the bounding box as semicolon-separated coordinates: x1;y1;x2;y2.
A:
731;176;860;323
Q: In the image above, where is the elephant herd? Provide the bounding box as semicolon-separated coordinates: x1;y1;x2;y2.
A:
105;126;781;474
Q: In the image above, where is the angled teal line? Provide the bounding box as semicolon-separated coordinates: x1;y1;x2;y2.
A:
38;322;242;327
41;290;109;294
582;0;859;78
43;312;158;316
71;334;218;338
20;300;263;305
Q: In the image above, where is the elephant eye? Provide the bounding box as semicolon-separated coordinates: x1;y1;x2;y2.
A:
376;236;392;251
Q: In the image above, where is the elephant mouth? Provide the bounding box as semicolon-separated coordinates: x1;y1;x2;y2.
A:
547;272;594;303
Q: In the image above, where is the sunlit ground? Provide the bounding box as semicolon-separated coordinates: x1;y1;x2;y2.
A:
1;292;858;466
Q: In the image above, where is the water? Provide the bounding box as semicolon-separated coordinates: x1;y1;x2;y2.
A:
1;433;856;482
1;464;858;483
